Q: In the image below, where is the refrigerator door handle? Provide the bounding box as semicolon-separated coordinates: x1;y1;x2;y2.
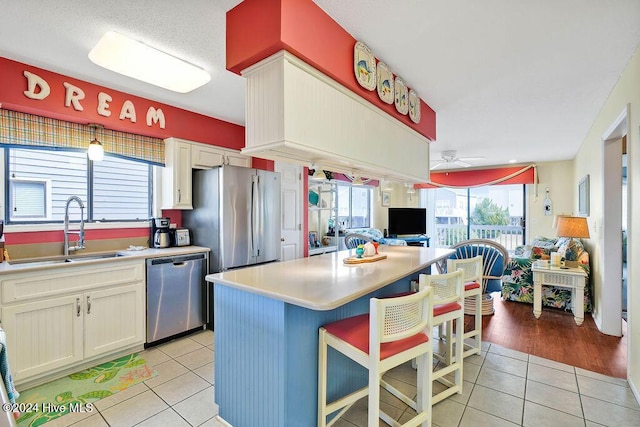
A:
251;174;259;257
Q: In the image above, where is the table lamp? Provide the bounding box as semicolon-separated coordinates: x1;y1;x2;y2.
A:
556;216;590;267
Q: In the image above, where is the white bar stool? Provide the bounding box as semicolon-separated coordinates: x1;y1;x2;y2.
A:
419;269;465;405
444;256;483;363
318;287;434;427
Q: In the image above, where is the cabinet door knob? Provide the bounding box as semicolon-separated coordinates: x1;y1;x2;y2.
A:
281;237;285;241
86;295;92;315
76;298;81;317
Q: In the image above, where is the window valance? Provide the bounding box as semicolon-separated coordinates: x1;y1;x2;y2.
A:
416;164;537;189
0;109;165;165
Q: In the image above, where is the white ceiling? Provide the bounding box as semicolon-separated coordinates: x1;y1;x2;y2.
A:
1;0;639;169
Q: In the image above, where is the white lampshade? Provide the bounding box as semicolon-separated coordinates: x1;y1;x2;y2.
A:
87;138;104;161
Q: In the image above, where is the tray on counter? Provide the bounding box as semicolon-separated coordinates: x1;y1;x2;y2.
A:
343;254;387;264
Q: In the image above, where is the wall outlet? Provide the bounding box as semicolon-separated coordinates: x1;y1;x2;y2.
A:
410;280;419;292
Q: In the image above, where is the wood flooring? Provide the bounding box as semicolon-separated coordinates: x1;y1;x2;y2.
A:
470;293;627;378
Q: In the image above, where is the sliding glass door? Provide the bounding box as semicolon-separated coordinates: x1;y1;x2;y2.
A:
423;184;525;251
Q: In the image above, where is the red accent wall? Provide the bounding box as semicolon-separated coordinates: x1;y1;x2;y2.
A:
226;0;436;141
252;158;275;171
0;57;249;245
0;57;245;149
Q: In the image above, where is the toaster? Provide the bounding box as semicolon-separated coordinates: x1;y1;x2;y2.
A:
171;228;191;246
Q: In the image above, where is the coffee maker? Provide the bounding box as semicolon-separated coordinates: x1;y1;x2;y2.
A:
151;217;171;248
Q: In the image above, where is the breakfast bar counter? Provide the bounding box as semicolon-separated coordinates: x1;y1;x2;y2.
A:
206;246;453;427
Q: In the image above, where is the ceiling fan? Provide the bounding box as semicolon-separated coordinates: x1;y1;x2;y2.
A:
430;150;485;170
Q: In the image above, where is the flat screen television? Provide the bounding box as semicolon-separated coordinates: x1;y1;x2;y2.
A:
388;208;427;236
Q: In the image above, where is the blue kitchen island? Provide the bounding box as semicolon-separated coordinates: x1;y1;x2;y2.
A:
206;246;453;427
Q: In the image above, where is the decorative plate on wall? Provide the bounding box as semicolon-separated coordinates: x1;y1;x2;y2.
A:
394;76;409;114
376;62;394;104
408;89;421;123
354;42;376;91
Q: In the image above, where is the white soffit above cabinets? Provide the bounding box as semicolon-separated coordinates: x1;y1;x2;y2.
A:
241;51;431;183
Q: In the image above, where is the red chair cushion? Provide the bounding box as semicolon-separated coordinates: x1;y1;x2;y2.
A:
464;281;481;291
433;302;462;317
323;314;429;360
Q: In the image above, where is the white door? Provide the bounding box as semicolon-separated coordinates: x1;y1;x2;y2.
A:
275;161;303;260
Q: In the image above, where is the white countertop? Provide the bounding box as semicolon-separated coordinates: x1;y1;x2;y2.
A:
0;246;210;274
206;246;454;311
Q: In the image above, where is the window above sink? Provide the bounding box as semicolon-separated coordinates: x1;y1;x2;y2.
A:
5;148;152;225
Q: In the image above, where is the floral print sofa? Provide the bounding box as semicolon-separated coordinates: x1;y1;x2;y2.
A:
501;236;592;312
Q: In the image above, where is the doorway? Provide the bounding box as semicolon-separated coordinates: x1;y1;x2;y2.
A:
622;149;627;322
275;161;303;261
601;106;628;336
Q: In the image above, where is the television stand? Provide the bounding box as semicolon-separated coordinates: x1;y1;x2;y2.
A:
390;235;430;247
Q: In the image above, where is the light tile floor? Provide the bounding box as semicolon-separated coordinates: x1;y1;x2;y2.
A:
38;329;222;427
337;341;640;427
33;330;640;427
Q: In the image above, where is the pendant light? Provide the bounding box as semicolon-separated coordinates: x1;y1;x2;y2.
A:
87;124;104;161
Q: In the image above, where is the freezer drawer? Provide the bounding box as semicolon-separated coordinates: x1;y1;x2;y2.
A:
146;253;207;343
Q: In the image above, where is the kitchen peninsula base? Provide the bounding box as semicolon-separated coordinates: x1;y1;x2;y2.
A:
208;247;454;426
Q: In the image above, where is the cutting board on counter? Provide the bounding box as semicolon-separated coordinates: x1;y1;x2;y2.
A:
343;254;387;264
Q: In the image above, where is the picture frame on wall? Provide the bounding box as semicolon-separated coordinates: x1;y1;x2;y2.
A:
382;191;391;207
578;175;590;216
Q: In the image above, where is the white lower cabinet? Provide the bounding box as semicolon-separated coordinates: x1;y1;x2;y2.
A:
0;260;145;385
2;294;84;381
83;283;145;359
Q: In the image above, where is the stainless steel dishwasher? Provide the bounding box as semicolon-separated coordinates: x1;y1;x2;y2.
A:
146;253;207;344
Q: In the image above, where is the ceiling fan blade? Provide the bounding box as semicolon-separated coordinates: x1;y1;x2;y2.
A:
458;156;485;161
430;161;445;170
454;160;472;167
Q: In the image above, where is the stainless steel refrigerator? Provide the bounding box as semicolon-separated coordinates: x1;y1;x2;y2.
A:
183;164;281;273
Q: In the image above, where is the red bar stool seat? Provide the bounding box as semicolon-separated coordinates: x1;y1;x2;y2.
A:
318;287;434;427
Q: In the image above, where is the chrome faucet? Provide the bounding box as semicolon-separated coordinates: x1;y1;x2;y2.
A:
64;196;85;256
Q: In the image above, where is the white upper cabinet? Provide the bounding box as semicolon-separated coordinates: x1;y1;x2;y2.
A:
162;138;250;210
162;138;193;209
191;143;224;169
191;143;250;169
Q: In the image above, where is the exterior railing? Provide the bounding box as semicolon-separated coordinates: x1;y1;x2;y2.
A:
433;224;524;252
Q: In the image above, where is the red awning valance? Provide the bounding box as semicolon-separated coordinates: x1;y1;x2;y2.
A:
415;164;537;189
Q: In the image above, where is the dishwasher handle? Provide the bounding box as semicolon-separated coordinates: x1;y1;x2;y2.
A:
147;253;206;266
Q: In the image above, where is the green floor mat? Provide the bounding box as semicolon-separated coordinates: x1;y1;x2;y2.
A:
15;353;157;427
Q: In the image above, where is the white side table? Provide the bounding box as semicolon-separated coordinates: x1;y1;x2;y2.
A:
532;264;587;325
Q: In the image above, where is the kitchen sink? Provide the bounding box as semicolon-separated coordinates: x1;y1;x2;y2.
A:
7;252;125;266
65;253;125;262
7;258;73;266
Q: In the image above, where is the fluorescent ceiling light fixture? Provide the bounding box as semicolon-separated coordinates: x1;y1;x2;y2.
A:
89;31;211;93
